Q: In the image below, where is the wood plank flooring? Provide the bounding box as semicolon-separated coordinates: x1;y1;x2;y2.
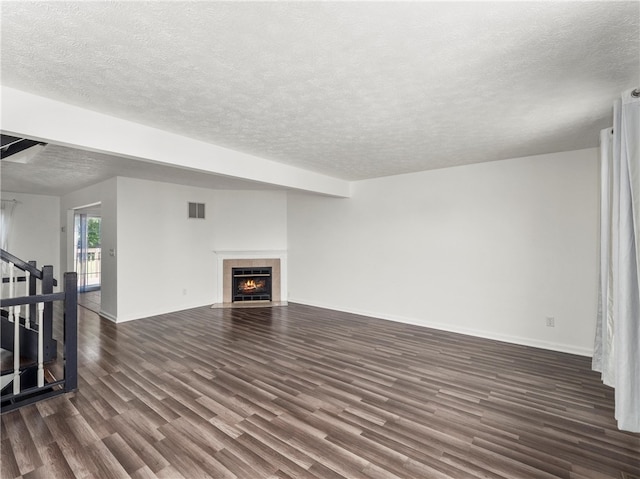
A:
78;291;101;315
1;303;638;479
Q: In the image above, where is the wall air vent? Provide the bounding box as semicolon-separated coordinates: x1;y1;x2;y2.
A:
188;202;205;219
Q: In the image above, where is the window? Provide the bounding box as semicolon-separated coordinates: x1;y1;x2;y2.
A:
188;202;205;219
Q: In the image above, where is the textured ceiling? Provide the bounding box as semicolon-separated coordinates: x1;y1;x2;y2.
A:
1;1;639;190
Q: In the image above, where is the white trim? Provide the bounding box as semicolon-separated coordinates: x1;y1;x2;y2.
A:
104;301;216;323
212;249;288;255
290;298;594;357
99;310;118;323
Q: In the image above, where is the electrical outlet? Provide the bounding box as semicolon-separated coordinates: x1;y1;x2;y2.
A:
182;289;187;296
546;317;555;327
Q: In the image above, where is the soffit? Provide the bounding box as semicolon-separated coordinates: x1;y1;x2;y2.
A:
0;144;285;196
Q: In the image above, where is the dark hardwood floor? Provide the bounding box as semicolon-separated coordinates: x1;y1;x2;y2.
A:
78;290;101;315
1;303;639;479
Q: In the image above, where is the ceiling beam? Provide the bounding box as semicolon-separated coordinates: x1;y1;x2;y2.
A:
0;86;351;198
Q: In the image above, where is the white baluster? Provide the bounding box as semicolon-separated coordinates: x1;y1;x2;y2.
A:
13;305;20;394
24;270;30;329
6;263;15;323
9;262;14;295
37;302;44;387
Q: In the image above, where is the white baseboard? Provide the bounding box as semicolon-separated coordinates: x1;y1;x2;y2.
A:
289;298;594;357
99;310;118;323
113;300;215;323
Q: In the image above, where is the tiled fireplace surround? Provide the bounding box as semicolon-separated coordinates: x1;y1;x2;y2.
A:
215;251;286;304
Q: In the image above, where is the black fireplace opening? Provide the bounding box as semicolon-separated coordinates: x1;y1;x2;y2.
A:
232;267;272;302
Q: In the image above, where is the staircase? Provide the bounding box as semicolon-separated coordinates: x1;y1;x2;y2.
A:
0;249;77;412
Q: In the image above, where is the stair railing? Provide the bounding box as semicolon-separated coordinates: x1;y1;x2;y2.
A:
1;249;77;411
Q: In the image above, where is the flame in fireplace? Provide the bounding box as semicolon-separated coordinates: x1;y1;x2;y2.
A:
238;278;265;293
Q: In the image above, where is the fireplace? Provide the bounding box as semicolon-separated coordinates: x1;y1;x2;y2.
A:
232;267;272;302
220;257;282;304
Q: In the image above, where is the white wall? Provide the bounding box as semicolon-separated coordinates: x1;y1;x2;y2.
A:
61;178;118;319
287;148;599;355
210;190;289;303
116;178;287;322
211;190;288;251
1;191;60;281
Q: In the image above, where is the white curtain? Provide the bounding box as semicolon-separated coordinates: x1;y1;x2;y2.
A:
0;198;17;252
1;199;17;288
593;88;640;433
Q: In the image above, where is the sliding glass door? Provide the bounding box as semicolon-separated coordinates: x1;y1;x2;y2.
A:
74;213;101;292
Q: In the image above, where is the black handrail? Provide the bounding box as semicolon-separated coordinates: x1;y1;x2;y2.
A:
0;292;65;307
0;249;77;411
0;249;58;287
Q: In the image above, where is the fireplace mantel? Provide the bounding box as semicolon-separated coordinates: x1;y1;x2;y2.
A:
213;250;287;304
213;249;288;256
